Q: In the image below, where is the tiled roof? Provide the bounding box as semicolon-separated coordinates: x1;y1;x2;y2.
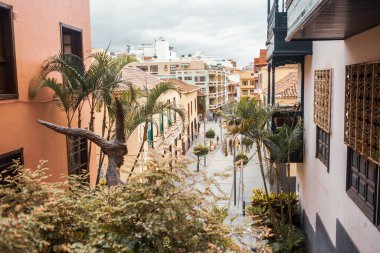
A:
262;72;298;98
162;78;200;94
118;67;161;91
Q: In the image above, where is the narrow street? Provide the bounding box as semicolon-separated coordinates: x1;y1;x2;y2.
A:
186;120;265;248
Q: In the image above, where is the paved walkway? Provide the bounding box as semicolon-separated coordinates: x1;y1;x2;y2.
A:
186;120;265;249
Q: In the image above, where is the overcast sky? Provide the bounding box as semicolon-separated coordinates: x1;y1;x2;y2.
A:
90;0;267;68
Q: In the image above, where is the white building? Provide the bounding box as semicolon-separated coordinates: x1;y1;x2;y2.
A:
266;0;380;252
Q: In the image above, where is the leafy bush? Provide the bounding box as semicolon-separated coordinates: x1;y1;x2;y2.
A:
247;189;301;229
205;129;216;139
247;189;305;252
235;153;249;165
0;158;233;252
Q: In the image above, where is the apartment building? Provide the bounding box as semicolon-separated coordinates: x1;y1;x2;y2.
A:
266;0;380;252
239;71;259;99
0;0;94;182
115;68;199;180
128;61;228;114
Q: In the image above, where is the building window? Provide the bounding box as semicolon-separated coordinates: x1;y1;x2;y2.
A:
137;66;148;72
67;136;89;180
164;65;168;71
61;24;83;58
242;80;248;86
150;65;158;73
0;4;17;99
170;65;176;73
0;148;23;185
345;62;380;165
178;77;182;80
242;90;248;96
184;76;192;81
314;69;332;133
316;126;330;169
346;148;380;226
250;89;255;95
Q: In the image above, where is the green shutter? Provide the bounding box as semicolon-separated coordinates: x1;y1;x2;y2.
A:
160;113;164;135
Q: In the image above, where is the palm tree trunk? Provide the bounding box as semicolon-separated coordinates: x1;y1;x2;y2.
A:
96;104;108;184
127;123;148;180
87;107;95;171
256;141;279;235
286;162;293;227
276;162;285;226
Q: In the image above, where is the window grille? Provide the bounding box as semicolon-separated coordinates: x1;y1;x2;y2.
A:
346;148;379;226
0;149;23;185
316;126;330;169
345;62;380;166
67;136;89;179
314;69;332;133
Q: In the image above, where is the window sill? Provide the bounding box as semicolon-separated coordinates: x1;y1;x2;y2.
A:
0;94;18;100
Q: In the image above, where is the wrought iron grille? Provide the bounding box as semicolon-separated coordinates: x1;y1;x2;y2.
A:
314;69;332;133
345;62;380;166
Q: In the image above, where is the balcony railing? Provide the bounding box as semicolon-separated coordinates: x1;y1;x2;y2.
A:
287;0;322;38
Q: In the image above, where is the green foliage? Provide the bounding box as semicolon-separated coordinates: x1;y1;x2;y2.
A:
193;145;209;157
235;153;249;165
241;137;254;152
205;129;216;139
247;189;301;229
247;189;305;252
0;159;233;252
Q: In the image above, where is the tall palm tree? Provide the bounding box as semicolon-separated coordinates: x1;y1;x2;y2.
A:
230;97;279;234
125;82;186;180
265;118;303;227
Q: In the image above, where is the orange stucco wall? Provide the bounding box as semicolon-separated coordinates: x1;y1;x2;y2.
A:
0;0;94;182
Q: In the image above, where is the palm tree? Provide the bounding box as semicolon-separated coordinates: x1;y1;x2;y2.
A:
31;51;135;179
38;99;127;186
193;145;209;171
230;97;279;234
30;53;87;127
126;82;186;180
265;118;303;227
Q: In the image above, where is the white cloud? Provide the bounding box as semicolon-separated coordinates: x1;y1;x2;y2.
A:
90;0;267;67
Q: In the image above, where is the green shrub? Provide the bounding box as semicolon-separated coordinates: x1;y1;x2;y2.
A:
0;158;233;252
247;189;305;252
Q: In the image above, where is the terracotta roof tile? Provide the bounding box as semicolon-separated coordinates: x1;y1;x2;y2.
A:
118;67;161;90
262;72;298;98
163;78;200;94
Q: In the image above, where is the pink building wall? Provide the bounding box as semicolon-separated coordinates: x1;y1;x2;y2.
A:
0;0;96;183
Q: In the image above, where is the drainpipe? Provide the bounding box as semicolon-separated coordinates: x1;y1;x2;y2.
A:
272;65;276;105
268;64;271;106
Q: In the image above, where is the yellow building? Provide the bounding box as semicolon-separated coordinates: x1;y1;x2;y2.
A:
108;68;199;180
239;71;259;100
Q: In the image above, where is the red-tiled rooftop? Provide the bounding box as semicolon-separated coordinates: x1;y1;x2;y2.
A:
119;67;161;90
163;78;200;94
262;72;298;98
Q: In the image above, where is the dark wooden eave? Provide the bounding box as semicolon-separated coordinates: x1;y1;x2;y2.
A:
286;0;380;41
